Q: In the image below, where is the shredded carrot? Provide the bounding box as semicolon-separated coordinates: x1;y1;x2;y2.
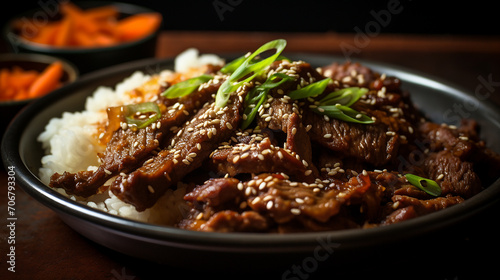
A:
115;13;162;42
13;1;162;48
28;61;64;98
0;61;64;101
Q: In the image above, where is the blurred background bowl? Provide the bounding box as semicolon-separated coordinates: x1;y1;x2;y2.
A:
0;52;78;137
2;1;161;74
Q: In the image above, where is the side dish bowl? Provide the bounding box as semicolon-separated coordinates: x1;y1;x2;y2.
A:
2;54;500;268
0;53;78;137
3;1;161;74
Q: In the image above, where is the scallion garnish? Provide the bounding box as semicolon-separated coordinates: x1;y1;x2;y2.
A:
288;78;332;100
215;39;287;108
241;73;294;129
318;87;368;107
314;104;374;124
288;80;373;124
124;102;161;129
161;74;213;99
404;174;442;196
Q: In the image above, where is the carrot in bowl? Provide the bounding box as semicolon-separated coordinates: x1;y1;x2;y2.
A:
28;61;63;98
115;12;162;42
0;61;64;101
13;1;162;48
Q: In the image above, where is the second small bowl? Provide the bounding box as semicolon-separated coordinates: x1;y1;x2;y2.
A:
3;1;161;74
0;53;78;137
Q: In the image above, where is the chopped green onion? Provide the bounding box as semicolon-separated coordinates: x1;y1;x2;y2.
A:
241;73;294;129
405;174;442;196
314;105;374;124
161;74;213;99
124;102;161;129
288;78;332;100
220;55;247;74
319;87;369;107
215;39;287;108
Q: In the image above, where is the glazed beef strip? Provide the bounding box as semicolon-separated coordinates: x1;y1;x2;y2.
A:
110;85;249;211
49;75;220;197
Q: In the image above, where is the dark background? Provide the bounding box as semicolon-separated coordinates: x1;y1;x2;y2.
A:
0;0;498;36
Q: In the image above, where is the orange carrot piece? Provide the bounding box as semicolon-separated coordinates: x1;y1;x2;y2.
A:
84;5;119;21
94;33;117;46
71;30;96;47
54;17;73;47
29;22;58;45
115;13;162;42
60;2;99;34
28;61;63;98
0;68;10;93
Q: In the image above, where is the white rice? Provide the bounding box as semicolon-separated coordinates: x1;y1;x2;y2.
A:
37;49;224;224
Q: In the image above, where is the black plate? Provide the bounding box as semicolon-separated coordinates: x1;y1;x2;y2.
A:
2;54;500;269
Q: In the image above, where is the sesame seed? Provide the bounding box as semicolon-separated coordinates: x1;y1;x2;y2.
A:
182;159;191;165
196;212;204;220
233;155;240;164
258;154;265;160
148;185;155;193
392;201;400;209
266;201;274;209
323;134;332;139
295;198;304;204
259;182;267;190
304;170;313;176
290;208;301;215
226;122;233;129
437;174;444;180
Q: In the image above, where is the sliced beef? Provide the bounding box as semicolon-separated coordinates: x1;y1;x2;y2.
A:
110;87;247;211
180;172;376;232
209;131;315;182
49;79;219;197
419;120;500;185
184;177;242;209
191;210;270;232
209;112;317;181
303;109;401;166
383;194;464;225
320;61;377;88
423;150;482;198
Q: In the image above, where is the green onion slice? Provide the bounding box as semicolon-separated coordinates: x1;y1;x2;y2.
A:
161;74;213;99
314;105;374;124
124;102;161;129
241;73;294;129
288;78;332;100
215;39;287;108
404;174;442;196
220;55;247;74
319;87;369;107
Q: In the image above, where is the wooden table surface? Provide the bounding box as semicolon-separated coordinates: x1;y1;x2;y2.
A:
1;31;500;280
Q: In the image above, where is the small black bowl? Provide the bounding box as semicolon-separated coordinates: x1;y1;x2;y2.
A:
3;1;161;74
0;53;78;138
